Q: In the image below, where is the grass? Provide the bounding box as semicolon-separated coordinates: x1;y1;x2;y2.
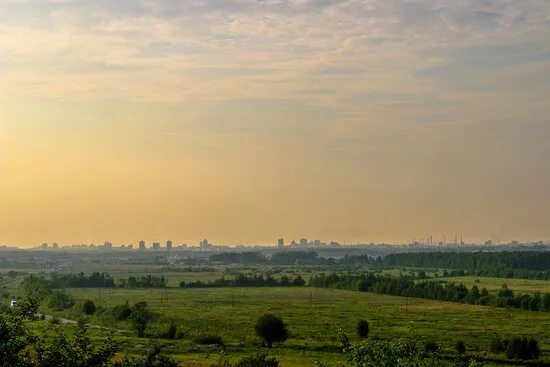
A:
55;286;550;366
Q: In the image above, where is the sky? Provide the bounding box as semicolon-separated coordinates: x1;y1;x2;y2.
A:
1;0;550;247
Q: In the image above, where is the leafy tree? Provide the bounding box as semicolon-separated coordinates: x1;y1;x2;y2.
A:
129;302;153;337
356;320;369;339
81;300;96;315
255;314;290;348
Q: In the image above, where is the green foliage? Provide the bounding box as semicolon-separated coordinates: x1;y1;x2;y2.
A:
81;299;96;315
47;290;74;310
194;335;224;346
341;335;444;367
181;273;306;288
235;353;279;367
113;347;179;367
505;337;540;360
112;301;132;321
129;301;154;337
356;320;369;339
455;340;466;354
255;314;289;348
309;272;550;312
0;298;177;367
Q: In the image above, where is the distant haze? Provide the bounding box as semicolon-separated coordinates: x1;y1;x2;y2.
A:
1;1;550;247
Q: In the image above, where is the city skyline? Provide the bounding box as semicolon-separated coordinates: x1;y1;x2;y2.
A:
2;0;550;247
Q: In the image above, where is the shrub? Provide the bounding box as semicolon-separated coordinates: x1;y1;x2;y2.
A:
489;336;507;354
356;320;369;339
235;353;279;367
112;301;132;321
165;322;178;339
455;340;466;354
506;337;540;360
47;290;74;310
195;335;224;346
81;300;96;315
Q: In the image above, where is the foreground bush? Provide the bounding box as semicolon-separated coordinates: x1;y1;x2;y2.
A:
0;299;178;367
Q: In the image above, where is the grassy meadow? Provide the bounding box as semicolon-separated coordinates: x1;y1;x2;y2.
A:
52;286;550;366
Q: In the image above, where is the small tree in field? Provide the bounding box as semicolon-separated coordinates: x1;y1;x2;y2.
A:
255;314;289;348
130;302;153;337
357;320;369;339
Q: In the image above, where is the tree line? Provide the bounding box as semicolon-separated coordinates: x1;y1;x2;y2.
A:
180;273;306;288
19;273;168;291
382;252;550;280
308;273;550;312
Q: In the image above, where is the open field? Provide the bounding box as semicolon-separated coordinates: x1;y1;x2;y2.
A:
52;286;550;366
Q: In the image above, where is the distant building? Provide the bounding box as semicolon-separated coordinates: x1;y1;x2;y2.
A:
200;239;212;250
139;241;146;250
484;240;493;246
166;240;173;250
277;238;285;249
52;243;59;249
299;238;307;246
152;242;161;250
104;241;112;249
313;240;321;247
41;243;48;249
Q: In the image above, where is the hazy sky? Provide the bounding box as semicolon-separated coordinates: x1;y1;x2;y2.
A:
1;0;550;247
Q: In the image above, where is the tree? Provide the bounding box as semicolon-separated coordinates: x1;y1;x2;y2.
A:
129;302;153;337
356;320;369;339
81;300;96;315
255;314;289;348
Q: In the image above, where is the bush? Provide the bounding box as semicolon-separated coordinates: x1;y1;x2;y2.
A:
235;353;279;367
356;320;369;339
455;340;466;354
112;301;132;321
81;300;96;315
489;336;507;354
165;322;178;339
195;335;224;346
424;340;440;353
506;337;540;360
47;290;74;310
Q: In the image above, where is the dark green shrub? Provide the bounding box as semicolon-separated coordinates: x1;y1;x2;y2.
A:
455;340;466;354
235;353;279;367
356;320;369;339
81;300;96;315
112;301;132;321
195;335;224;346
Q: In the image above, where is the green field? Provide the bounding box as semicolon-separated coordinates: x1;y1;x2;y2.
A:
3;264;550;366
48;286;550;366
